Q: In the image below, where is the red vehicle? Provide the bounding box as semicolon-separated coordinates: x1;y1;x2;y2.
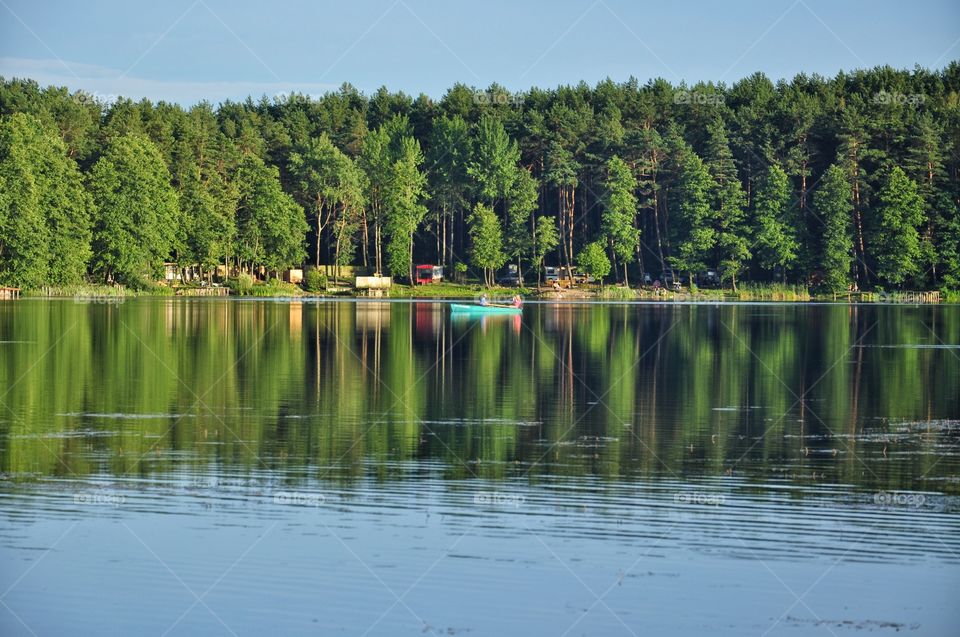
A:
415;264;444;284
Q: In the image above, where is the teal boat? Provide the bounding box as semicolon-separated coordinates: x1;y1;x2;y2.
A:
450;303;522;315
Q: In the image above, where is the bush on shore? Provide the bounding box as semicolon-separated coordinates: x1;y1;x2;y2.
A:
303;269;327;293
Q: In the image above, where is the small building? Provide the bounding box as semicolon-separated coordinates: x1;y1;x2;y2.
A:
355;276;392;297
0;287;20;300
415;264;444;284
163;263;183;283
284;268;304;284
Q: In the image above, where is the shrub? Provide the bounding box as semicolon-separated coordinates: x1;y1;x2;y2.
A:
598;286;637;300
576;241;611;284
303;268;327;292
228;273;255;295
249;278;302;297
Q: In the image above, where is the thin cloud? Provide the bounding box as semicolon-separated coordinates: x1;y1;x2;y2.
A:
0;57;339;105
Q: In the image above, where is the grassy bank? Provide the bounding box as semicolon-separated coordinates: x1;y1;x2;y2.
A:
596;286;640;300
940;289;960;303
731;284;812;301
226;276;304;297
23;284;171;298
21;279;957;304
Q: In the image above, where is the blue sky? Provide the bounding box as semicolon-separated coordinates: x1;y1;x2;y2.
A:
1;0;958;104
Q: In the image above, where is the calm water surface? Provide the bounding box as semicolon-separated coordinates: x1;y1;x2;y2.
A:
1;299;958;636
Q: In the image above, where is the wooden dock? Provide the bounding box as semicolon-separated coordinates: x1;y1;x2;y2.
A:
852;291;942;304
174;286;230;296
0;287;20;300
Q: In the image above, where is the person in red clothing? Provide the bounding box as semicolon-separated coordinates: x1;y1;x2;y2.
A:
512;294;523;308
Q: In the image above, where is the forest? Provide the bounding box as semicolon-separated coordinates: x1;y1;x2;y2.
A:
1;63;959;291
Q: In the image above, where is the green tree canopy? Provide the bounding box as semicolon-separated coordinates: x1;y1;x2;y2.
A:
0;113;92;288
89;134;179;286
468;202;507;286
235;154;307;273
577;240;612;285
384;136;428;281
870;166;925;286
752;164;798;280
814;165;854;292
670;153;715;284
601;155;639;284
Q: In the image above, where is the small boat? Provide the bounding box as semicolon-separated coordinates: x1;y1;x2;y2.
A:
450;303;522;315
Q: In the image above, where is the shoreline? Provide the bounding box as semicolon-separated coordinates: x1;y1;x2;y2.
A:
18;287;956;305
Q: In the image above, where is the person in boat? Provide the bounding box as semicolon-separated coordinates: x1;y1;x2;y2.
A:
479;294;489;306
512;294;522;308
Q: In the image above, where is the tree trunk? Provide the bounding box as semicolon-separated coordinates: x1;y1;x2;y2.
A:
361;212;369;270
652;189;665;273
315;196;323;268
799;152;809;216
567;186;575;282
374;214;382;276
441;206;448;269
610;243;619;283
408;235;414;284
852;167;868;285
334;231;342;285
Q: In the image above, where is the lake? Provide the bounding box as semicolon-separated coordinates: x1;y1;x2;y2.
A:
1;298;958;636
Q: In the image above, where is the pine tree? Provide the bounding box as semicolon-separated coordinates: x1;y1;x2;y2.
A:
467;115;519;205
814;165;854;292
234;154;307;274
384;137;428;281
544;142;579;281
427;115;470;267
705;117;750;290
870;166;925;286
504;167;538;284
905;112;946;284
670;153;715;285
752;164;798;281
601;156;639;284
173;106;237;280
835;105;871;283
634;126;667;273
289;133;358;268
360;125;391;275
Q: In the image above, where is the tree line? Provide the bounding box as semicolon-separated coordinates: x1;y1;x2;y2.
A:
1;63;959;291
